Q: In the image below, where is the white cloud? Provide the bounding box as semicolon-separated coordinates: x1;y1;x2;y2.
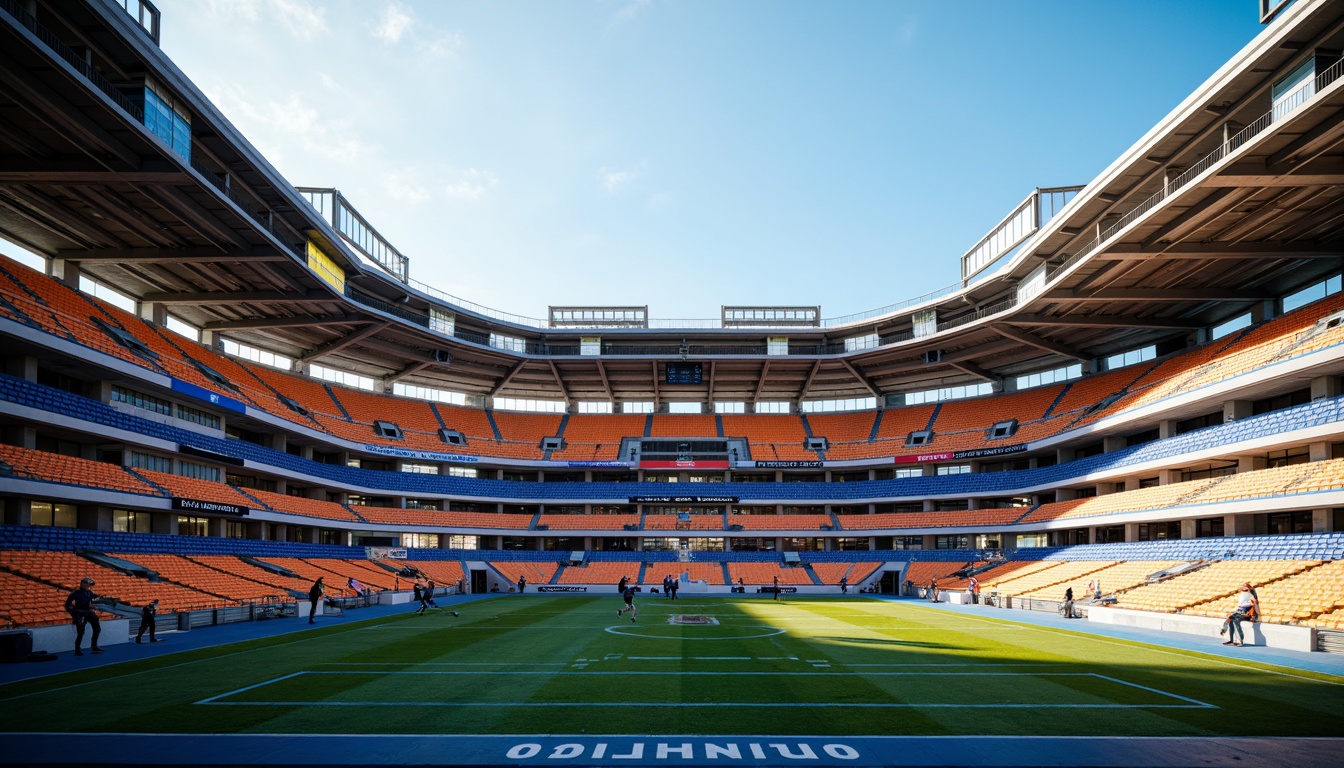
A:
599;167;637;192
205;0;328;42
415;31;464;61
374;2;415;44
607;0;653;33
207;83;369;164
444;169;499;202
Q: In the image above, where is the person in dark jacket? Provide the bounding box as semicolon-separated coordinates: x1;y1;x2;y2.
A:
136;599;160;643
308;577;325;624
65;577;102;656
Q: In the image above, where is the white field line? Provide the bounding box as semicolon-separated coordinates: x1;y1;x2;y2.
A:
197;670;1213;709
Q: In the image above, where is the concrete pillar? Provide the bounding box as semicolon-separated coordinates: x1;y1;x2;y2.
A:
1309;442;1331;462
1237;456;1266;473
1124;522;1142;542
1103;436;1126;454
1158;419;1178;439
1249;299;1276;324
4;425;37;449
139;301;167;327
1158;468;1181;485
48;257;80;286
75;508;108;532
1180;519;1197;539
1232;514;1256;536
1056;448;1076;464
1313;508;1333;533
4;497;32;526
208;517;227;538
2;354;38;381
1310;375;1342;401
153;513;177;536
1223;400;1252;423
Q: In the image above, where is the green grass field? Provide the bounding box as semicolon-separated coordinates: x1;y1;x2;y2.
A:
3;596;1342;739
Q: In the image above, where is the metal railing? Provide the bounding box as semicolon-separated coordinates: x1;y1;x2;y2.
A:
1;0;144;121
105;0;160;45
1048;57;1344;283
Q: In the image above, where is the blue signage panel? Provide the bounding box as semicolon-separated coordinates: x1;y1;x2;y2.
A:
170;378;245;413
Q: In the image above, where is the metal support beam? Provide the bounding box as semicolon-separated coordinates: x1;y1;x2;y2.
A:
1008;315;1203;329
548;361;571;406
990;324;1089;361
1094;242;1341;260
797;360;822;402
751;360;772;404
949;360;1001;385
143;289;332;305
297;321;390;364
382;360;431;388
1042;287;1274;302
839;358;880;399
57;246;292;264
489;361;527;398
203;314;368;331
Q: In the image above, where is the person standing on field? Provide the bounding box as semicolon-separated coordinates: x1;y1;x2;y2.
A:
136;599;160;643
617;585;638;622
308;577;325;624
65;577;102;656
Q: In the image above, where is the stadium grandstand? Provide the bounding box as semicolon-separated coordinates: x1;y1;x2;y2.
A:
1;1;1344;766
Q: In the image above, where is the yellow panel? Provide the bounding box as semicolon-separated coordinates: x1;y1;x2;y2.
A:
306;241;346;292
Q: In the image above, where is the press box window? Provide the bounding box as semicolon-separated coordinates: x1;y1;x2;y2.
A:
905;430;934;447
139;77;192;163
987;419;1018;440
373;421;403;440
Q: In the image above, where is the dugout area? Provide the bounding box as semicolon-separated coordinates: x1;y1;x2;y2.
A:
0;594;1341;767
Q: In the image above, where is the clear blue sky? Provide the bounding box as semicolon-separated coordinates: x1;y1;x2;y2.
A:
145;0;1263;323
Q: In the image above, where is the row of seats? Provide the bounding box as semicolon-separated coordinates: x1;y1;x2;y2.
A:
5;438;1340;536
4;253;1343;465
2;365;1340;506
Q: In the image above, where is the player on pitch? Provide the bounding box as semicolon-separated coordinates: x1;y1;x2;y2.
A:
617;584;638;622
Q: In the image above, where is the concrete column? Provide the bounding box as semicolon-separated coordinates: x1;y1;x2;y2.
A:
1237;456;1266;473
139;301;167;327
48;257;80;286
1124;522;1141;542
4;425;37;449
153;513;177;536
1313;508;1333;533
1180;519;1197;539
1103;436;1126;454
4;497;32;526
208;517;227;538
2;354;37;381
1223;400;1252;423
1158;419;1178;439
1310;375;1342;401
1309;442;1331;462
1232;514;1256;536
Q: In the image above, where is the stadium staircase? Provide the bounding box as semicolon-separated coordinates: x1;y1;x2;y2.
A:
1041;384;1072;419
484;410;504;441
322;384;353;421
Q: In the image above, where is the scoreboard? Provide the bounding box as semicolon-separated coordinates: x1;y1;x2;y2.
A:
664;362;703;385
